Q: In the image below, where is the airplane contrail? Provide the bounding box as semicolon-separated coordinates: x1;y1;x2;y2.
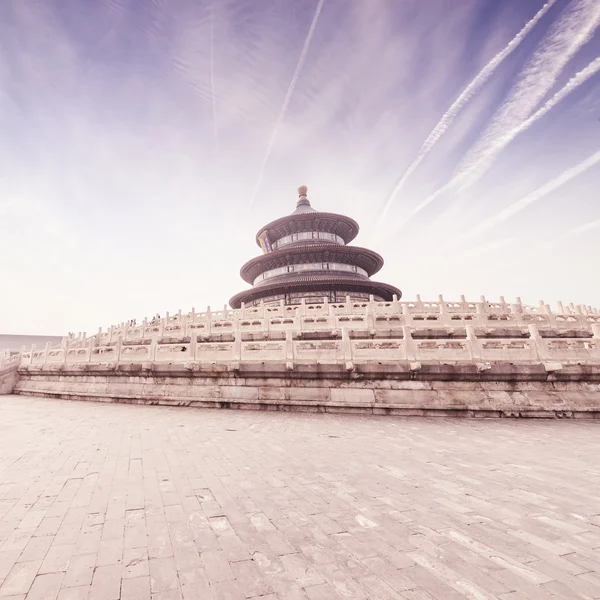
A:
457;56;600;190
440;55;600;245
209;2;218;151
376;0;558;226
456;0;600;190
541;217;600;249
248;0;326;208
456;149;600;243
387;1;600;233
441;55;600;245
477;56;600;177
564;218;600;237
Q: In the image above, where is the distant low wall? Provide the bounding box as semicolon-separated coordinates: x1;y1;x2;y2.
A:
15;362;600;418
0;334;62;352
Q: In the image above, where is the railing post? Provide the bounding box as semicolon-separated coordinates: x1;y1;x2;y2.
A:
115;338;122;363
233;320;241;362
401;303;412;326
510;304;523;327
466;326;480;360
365;302;375;332
341;327;353;371
528;324;546;360
44;342;51;364
542;303;556;327
190;332;197;361
403;326;416;361
294;310;302;333
439;296;449;327
206;306;212;337
475;302;485;326
285;329;294;371
299;298;307;317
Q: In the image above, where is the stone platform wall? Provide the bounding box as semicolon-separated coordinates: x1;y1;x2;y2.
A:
0;364;19;395
14;362;600;418
9;297;600;417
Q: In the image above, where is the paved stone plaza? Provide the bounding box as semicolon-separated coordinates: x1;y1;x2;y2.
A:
0;396;599;600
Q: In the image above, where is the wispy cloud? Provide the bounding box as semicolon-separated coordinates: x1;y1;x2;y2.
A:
457;0;600;188
1;0;599;333
209;3;219;151
248;0;326;207
389;0;600;231
541;216;600;249
376;0;558;226
454;149;600;243
566;218;600;236
464;56;600;182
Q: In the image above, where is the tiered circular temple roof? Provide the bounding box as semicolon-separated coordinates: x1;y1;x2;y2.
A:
229;186;401;308
255;211;359;247
240;244;384;284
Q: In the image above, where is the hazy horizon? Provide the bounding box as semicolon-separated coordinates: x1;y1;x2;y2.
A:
1;0;599;336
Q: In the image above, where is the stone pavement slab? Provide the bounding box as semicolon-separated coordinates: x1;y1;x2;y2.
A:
0;395;599;599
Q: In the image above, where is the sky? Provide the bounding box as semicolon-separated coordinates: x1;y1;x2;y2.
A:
0;0;599;335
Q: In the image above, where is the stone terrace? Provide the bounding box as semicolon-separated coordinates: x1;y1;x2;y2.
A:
0;396;599;600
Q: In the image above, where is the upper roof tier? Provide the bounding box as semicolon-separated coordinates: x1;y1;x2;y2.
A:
255;186;359;248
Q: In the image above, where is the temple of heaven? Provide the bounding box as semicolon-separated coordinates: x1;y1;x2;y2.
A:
229;186;402;308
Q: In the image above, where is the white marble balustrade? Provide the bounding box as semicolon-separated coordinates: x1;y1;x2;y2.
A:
15;298;600;369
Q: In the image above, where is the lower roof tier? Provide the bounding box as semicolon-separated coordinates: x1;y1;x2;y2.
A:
229;274;402;308
240;244;384;284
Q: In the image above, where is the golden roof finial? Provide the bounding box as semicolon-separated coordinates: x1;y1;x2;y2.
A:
298;185;308;198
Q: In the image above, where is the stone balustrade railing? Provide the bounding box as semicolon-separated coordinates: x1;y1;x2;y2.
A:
0;351;21;371
49;297;600;349
17;323;600;370
14;298;600;370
